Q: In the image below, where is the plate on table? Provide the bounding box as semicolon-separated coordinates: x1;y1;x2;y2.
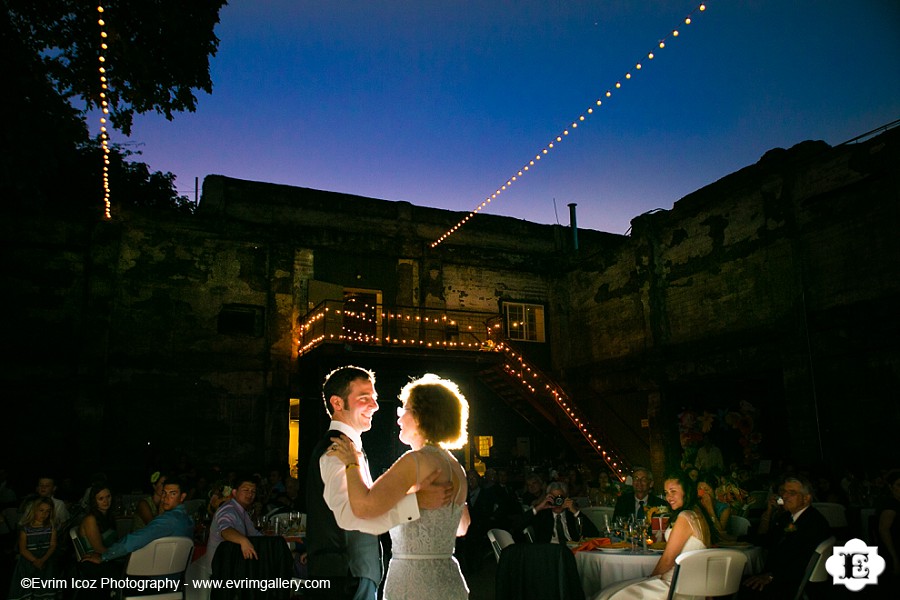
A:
596;547;634;554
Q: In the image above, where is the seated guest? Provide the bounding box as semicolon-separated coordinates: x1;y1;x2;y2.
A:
595;472;710;599
740;477;831;599
697;476;733;540
511;481;599;544
132;471;168;532
19;476;70;531
78;485;119;554
81;477;194;565
266;476;302;514
205;474;262;566
613;467;667;521
518;473;545;509
76;485;122;600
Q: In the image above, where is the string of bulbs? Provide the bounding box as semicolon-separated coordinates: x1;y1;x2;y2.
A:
97;4;111;219
431;2;710;248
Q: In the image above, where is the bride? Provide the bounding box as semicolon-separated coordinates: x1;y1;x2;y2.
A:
595;473;711;599
329;374;471;599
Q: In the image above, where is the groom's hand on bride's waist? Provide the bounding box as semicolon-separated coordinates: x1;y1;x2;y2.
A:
416;470;453;509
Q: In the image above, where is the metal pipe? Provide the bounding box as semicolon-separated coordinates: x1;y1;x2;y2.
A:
568;203;579;251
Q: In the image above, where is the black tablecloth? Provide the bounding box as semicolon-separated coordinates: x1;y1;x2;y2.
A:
210;536;294;600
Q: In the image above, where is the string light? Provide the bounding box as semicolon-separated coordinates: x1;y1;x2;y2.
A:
431;1;713;248
97;4;111;219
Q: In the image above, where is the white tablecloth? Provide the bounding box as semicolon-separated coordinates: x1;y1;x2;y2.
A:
575;545;764;599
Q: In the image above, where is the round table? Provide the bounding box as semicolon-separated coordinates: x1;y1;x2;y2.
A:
574;545;764;599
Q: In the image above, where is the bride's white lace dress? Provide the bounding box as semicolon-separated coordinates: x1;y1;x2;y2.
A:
383;446;468;600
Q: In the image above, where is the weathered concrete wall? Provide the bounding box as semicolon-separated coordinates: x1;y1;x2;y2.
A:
553;131;900;473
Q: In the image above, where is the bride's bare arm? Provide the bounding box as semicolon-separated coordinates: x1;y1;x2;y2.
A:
329;435;428;519
650;511;694;576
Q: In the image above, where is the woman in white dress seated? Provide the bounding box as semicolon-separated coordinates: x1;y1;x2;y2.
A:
594;473;711;599
329;374;471;599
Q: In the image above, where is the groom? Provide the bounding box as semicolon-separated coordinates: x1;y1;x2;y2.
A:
306;366;450;600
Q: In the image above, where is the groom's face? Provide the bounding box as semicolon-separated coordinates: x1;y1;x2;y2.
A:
333;378;379;433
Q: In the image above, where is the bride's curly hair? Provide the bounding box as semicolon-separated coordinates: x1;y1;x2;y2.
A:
400;374;469;449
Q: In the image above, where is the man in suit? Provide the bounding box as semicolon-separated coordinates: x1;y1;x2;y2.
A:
512;481;600;544
740;477;831;598
305;366;450;600
613;467;667;521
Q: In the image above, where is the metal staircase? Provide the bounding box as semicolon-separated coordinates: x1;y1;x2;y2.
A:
479;318;631;480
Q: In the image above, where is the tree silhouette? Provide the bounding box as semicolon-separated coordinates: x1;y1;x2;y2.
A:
2;0;227;213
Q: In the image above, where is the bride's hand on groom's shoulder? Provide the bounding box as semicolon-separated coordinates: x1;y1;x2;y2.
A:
415;470;453;509
327;434;360;465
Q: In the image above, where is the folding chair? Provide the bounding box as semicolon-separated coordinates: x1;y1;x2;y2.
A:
487;528;515;562
792;536;835;600
668;548;748;600
122;535;194;600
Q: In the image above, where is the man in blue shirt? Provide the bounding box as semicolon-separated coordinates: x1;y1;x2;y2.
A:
83;477;194;563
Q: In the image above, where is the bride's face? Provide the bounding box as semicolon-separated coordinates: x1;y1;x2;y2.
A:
664;479;685;510
397;405;420;446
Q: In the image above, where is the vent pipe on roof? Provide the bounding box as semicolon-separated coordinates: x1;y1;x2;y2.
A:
568;203;579;252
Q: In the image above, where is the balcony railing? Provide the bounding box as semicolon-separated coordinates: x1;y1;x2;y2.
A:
297;299;497;356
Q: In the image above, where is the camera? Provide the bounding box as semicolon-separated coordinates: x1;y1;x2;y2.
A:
553;496;565;506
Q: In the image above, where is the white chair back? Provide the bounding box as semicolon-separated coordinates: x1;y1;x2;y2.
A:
69;526;86;562
487;528;515;562
123;536;194;600
667;548;748;600
727;515;751;537
811;502;848;528
523;525;536;543
792;536;835;600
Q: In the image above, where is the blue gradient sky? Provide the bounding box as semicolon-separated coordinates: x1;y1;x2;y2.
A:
121;0;900;235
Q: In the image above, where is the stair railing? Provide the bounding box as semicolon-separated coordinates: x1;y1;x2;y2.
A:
485;317;631;480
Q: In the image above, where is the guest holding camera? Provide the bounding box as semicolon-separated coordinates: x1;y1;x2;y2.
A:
511;481;599;543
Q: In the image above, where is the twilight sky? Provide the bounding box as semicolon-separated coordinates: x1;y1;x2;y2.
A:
121;0;900;235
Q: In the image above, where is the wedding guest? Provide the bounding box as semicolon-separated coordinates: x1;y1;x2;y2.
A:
132;471;167;532
740;477;830;598
19;477;69;531
7;497;57;600
510;481;600;544
613;467;666;521
697;476;732;539
78;485;119;555
205;475;262;566
76;485;122;600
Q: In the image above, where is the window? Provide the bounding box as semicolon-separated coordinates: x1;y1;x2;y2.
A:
502;302;545;342
476;435;493;458
217;304;265;336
